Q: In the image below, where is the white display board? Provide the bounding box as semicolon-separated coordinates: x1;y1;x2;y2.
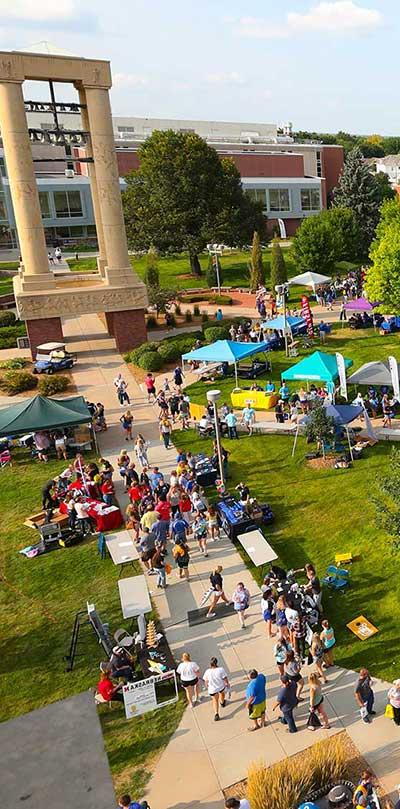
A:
123;670;178;719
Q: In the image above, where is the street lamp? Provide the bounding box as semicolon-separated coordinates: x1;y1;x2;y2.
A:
208;245;222;295
275;282;290;357
207;389;224;484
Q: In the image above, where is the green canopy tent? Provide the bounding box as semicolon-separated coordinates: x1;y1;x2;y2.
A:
0;394;93;441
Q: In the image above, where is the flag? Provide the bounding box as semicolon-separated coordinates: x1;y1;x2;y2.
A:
364;409;378;442
388;355;400;399
335;352;348;400
278;218;287;239
301;295;314;337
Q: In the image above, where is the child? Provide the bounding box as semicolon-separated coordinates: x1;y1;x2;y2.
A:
207;505;220;540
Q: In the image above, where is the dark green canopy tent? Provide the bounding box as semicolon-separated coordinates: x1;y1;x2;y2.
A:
0;395;91;437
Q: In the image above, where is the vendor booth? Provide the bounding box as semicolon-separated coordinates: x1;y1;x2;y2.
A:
261;315;306;336
282;350;353;395
231;389;278;410
347;360;400;387
0;394;93;439
182;339;272;388
344;297;378;312
288;271;331;294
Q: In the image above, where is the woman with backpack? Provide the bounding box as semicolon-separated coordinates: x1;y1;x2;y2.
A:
232;582;250;629
310;633;328;683
308;671;330;729
172;537;190;581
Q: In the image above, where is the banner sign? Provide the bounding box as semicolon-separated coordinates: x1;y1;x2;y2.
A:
301;295;314;337
364;410;378;442
123;670;178;719
278;218;287;239
335;352;348;401
388;355;400;399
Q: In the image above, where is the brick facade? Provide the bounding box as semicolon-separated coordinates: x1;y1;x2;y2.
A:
26;316;64;359
105;309;147;354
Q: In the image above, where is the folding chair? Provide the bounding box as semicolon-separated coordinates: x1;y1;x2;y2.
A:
323;565;350;591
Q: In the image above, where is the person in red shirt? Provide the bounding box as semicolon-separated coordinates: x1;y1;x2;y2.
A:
67;472;84;491
101;478;114;506
97;672;123;703
155;499;171;521
128;482;143;504
144;372;156;403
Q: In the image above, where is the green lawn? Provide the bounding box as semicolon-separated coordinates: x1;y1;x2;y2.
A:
0;451;184;795
0;276;14;295
185;324;400;405
174;428;399;681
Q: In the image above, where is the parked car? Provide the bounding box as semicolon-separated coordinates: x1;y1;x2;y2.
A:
33;342;77;375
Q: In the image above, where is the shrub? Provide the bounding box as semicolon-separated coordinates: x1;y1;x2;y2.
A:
203;324;231;342
213;294;233;305
0;311;16;327
37;375;69;396
146;315;157;329
0;358;27;370
185;310;193;322
138;351;163;372
125;341;160;364
193;304;200;316
0;370;38;395
201;311;209;322
157;341;181;363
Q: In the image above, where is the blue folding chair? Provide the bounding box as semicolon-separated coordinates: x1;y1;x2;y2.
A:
323;565;350;591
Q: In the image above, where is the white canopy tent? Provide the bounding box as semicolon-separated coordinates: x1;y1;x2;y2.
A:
288;271;331;293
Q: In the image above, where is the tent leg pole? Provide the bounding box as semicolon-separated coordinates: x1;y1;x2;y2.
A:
235;362;238;389
292;426;299;458
346;426;353;461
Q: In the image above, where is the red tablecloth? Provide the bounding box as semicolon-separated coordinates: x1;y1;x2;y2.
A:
59;498;123;532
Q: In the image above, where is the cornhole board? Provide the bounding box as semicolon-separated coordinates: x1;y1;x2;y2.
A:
188;603;236;627
347;615;378;640
335;552;353;565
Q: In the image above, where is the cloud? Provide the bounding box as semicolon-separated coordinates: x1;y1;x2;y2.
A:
0;0;74;21
237;1;382;39
206;71;246;86
113;73;148;88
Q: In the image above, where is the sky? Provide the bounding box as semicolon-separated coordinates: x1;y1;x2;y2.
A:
0;0;397;134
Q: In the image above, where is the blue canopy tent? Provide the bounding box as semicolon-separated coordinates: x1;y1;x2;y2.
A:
261;315;306;335
182;339;272;387
292;401;363;457
282;350;353;395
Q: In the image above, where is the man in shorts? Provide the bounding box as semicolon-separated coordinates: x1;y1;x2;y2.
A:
246;669;267;731
144;372;156;403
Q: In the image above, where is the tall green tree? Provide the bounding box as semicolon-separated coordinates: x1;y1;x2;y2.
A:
292;214;339;275
144;245;160;289
333;146;380;259
270;237;287;291
365;222;400;312
320;207;360;262
375;197;400;242
374;172;396;204
249;231;265;290
122;130;265;277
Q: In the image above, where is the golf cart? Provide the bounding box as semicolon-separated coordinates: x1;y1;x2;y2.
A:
33;342;77;375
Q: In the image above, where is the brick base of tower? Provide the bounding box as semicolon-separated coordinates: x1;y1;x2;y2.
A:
26;317;64;359
105;309;147;354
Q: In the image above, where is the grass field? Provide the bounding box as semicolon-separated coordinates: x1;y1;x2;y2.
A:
0;276;14;295
0;451;184;795
174;428;399;681
185;324;400;405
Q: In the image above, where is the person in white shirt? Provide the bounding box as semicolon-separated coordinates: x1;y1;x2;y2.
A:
176;652;201;706
225;797;251;809
75;498;90;534
202;656;230;722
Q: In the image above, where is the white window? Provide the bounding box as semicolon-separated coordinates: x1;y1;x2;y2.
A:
301;188;321;211
268;188;290;212
118;126;135;133
245;188;267;208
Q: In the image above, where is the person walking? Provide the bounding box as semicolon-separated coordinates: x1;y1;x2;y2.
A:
225;409;239;439
241;404;256;436
114;375;130;406
308;672;330;729
355;668;376;723
172;537;190;581
192;512;209;557
339;301;347;322
310;633;328;683
387;680;400;726
203;657;230;721
292;611;307;662
206;565;230;618
173;365;184;393
178;396;190;430
159;416;172;449
206;504;220;540
151;542;167;589
176;652;201;706
273;637;292;676
261;588;276;638
245;669;267;731
134;434;149;468
232;582;250;629
320;619;336;668
284;650;304;700
272;674;298;733
120;409;134;441
144;372;156;403
275;596;289;641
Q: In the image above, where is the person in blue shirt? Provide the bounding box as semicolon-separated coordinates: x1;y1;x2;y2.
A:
279;383;290;401
245;668;267;731
264;380;275;393
117;794;149;809
149;466;164;492
216;308;223;321
225;409;239;439
170;514;188;541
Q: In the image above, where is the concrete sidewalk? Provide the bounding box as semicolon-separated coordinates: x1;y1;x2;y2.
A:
58;314;400;809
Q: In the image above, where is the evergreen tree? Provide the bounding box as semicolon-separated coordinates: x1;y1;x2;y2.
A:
270;238;288;291
333;146;380;259
144;245;160;289
249;231;265;290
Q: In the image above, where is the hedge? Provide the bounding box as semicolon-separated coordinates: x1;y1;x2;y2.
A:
125;341;160;364
0;322;27;349
138;351;164;372
0;358;27;370
0;370;38;395
180;292;233;305
37;375;69;396
0;311;16;327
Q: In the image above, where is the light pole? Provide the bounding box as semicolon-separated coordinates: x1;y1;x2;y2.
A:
208;248;222;295
207;389;224;484
275;282;290;357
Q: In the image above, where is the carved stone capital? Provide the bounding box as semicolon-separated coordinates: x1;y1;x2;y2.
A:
15;282;148;321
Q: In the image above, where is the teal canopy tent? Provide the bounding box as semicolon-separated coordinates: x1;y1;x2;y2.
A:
282;351;353;390
0;395;92;438
182;339;271;387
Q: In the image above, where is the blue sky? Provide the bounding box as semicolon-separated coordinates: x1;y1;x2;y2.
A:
0;1;397;134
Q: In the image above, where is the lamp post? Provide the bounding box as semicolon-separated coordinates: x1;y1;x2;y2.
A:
275;282;290;357
207;389;224;484
208;247;222;295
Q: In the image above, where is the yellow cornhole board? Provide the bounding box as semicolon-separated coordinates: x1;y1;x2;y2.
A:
347;615;378;640
335;552;353;565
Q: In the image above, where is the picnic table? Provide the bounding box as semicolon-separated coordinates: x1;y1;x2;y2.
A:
106;530;139;577
237;528;277;568
191;362;221;379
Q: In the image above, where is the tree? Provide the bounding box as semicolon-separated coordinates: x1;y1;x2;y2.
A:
375;197;400;242
374;172;396;204
270;237;287;291
292;214;339;275
249;231;265;290
364;223;400;312
305;404;335;448
147;286;176;316
144;245;159;289
382;136;400;155
122;130;265;277
372;448;400;552
333;146;381;259
321;207;360;262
